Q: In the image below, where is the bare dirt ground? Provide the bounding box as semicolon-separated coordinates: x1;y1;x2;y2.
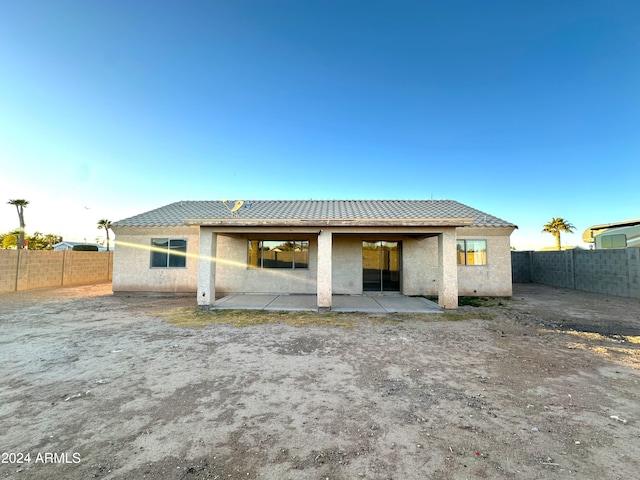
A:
1;283;639;480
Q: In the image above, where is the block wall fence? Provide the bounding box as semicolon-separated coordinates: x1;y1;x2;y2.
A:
512;249;640;300
0;250;113;294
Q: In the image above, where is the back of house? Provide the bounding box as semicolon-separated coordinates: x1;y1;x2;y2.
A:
111;199;517;310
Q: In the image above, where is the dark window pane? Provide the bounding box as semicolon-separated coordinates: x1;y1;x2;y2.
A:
151;238;168;267
294;241;309;269
602;234;626;249
613;234;627;248
262;240;292;268
168;239;187;267
151;238;186;268
381;242;400;291
248;239;309;269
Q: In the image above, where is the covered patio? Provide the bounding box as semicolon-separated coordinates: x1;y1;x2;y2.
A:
212;293;443;313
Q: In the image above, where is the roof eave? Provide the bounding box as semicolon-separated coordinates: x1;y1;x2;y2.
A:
183;217;476;227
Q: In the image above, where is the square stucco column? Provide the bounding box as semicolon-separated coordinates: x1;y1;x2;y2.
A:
438;229;458;309
197;229;217;307
317;230;333;310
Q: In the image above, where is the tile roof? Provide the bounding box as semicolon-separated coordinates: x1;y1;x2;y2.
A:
113;200;516;228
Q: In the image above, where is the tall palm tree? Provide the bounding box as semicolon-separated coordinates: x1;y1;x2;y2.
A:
97;219;113;251
8;199;29;249
542;217;575;250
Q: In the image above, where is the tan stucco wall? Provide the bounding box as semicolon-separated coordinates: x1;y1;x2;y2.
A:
214;234;317;295
332;235;443;296
112;225;514;297
332;236;363;294
456;227;514;296
112;226;200;294
213;234;445;296
402;236;439;296
394;228;515;297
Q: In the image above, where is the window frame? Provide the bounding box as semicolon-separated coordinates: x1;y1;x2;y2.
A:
247;240;309;269
457;239;487;266
150;238;187;269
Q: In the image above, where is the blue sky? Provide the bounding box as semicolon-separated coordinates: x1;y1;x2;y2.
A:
0;1;638;249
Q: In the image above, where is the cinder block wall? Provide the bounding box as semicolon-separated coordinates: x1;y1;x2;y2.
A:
0;250;19;293
63;251;113;286
512;249;640;300
511;251;531;283
629;248;640;300
574;249;630;297
0;250;113;293
531;251;574;288
21;250;65;290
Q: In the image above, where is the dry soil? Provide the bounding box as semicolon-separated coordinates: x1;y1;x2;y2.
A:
1;283;639;479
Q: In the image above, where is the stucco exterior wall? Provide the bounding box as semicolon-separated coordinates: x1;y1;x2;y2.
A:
214;235;317;295
332;236;363;294
112;225;514;298
456;227;513;296
112;226;200;294
402;236;439;296
331;235;443;296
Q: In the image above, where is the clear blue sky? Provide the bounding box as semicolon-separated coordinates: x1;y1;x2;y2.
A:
1;1;638;249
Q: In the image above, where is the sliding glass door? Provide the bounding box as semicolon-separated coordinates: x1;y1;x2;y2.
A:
362;241;401;292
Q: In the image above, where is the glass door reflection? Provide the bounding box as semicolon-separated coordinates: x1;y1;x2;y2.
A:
362;241;400;292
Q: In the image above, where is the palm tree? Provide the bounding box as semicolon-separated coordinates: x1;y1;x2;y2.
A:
8;199;29;249
29;231;45;250
44;233;60;250
542;217;575;250
97;219;113;251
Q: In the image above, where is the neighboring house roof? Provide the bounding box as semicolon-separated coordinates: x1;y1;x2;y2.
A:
113;200;516;228
53;241;107;251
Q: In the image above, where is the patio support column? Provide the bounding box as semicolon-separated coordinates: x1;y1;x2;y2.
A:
197;228;217;307
317;229;332;310
438;228;458;309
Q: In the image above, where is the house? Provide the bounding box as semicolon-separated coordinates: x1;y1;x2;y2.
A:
582;219;640;249
111;200;517;309
53;241;107;252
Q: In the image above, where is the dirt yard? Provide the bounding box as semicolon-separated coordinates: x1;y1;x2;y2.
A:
1;283;639;480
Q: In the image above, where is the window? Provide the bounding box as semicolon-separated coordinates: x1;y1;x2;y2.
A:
248;240;309;269
457;239;487;265
151;238;187;268
601;234;626;249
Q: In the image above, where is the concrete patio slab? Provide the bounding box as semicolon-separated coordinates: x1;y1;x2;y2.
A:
265;294;318;311
331;295;386;313
374;295;441;313
213;294;278;310
212;294;442;313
